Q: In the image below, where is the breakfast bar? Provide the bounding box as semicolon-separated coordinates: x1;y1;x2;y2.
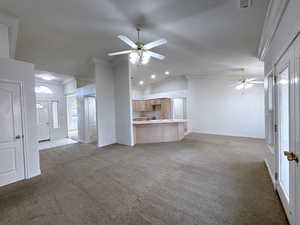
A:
133;120;186;144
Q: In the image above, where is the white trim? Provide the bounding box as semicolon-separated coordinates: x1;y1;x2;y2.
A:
267;144;275;154
188;129;265;139
97;142;116;148
258;0;290;60
264;159;276;189
27;169;41;179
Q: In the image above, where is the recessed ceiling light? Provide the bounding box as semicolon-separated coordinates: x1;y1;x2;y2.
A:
165;71;170;75
36;73;56;81
151;74;156;79
139;80;144;85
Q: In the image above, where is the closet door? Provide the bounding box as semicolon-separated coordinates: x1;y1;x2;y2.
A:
0;81;25;187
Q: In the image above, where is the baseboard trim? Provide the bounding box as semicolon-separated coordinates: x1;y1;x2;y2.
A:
264;159;276;190
97;142;117;148
27;169;41;179
188;129;265;140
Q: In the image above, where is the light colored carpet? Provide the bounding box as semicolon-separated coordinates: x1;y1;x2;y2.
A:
0;133;288;225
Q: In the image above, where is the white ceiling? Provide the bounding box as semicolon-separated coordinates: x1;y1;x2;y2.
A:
35;70;74;84
0;0;269;84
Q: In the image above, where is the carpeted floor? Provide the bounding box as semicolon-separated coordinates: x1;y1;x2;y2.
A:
0;133;288;225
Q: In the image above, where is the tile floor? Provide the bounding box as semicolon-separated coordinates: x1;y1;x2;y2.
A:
38;138;78;150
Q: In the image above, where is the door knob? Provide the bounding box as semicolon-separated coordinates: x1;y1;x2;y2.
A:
284;151;299;163
15;135;21;139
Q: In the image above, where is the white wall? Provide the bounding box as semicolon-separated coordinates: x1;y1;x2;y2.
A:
114;60;133;146
134;75;188;100
35;81;68;140
64;79;77;95
0;24;9;58
94;58;133;146
131;85;144;100
0;58;40;178
147;76;188;94
94;60;116;147
188;78;265;138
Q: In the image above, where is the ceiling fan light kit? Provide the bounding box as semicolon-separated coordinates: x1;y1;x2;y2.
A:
108;28;167;65
130;50;150;65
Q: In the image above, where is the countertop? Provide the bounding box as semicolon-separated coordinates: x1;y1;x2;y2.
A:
133;119;187;125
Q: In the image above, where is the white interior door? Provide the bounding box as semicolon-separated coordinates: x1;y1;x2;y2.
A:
275;49;297;225
85;96;97;143
0;81;25;187
36;101;50;141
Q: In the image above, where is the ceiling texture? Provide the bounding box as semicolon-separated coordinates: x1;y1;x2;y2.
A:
0;0;269;83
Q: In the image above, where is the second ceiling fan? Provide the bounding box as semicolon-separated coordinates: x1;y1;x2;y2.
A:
108;28;167;65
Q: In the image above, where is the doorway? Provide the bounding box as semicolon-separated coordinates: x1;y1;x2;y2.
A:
66;94;78;140
84;96;97;144
36;101;50;142
0;81;25;187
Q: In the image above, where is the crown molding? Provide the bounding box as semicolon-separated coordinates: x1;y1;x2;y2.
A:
0;12;19;59
257;0;289;61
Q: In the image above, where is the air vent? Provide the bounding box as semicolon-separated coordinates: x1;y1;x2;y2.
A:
239;0;251;9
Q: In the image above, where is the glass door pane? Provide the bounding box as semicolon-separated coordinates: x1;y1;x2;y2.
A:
278;67;290;200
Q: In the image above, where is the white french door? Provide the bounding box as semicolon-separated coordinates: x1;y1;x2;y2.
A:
275;41;298;225
36;101;50;141
0;81;25;187
293;35;300;225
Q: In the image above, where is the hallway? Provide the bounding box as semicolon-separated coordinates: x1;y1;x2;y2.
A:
0;134;288;225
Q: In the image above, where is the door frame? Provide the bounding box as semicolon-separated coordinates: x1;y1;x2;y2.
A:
0;78;29;180
274;44;296;225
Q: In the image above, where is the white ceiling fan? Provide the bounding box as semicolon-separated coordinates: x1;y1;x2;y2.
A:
108;28;167;65
235;78;264;90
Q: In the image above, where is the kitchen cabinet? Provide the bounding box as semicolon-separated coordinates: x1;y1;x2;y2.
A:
133;100;145;112
161;98;171;119
133;100;152;112
150;99;161;105
145;100;153;111
132;98;171;118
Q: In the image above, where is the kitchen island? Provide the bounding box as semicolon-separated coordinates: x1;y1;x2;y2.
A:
133;120;187;144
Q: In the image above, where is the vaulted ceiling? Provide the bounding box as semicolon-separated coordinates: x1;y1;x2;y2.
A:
0;0;269;80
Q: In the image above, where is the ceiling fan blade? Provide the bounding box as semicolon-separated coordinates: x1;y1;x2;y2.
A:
229;82;240;87
250;81;264;84
148;51;165;60
144;39;167;50
118;35;137;48
108;50;132;56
